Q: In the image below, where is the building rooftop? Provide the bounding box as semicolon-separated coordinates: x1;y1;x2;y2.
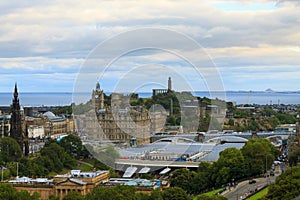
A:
69;178;87;185
43;111;56;118
119;136;247;162
107;178;161;188
54;170;109;179
9;176;54;184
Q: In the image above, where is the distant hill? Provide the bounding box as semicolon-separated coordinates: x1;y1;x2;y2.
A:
265;88;274;93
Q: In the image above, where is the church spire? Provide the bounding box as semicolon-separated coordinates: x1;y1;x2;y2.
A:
14;83;18;98
96;82;100;91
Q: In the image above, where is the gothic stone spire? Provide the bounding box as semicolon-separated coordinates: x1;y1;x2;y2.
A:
10;83;24;153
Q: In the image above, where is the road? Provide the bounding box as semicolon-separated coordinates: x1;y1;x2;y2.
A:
224;177;274;200
224;165;282;200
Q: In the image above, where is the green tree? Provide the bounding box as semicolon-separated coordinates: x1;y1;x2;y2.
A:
19;157;48;177
190;172;210;194
86;185;136;200
169;168;195;194
212;166;230;186
275;113;296;124
0;184;39;200
44;138;58;147
59;134;84;159
149;189;163;200
135;192;150;200
261;108;276;117
0;137;22;163
196;194;227;200
266;166;300;200
40;142;77;173
0;184;17;200
215;148;246;182
17;191;40;200
241;139;276;176
62;191;85;200
267;117;280;129
49;195;59;200
248;119;259;131
161;187;190;200
288;147;300;167
191;162;213;194
53;105;72;115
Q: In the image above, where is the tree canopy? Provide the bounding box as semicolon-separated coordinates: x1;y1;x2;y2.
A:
241;138;278;176
0;184;39;200
0;137;22;163
266;166;300;200
59;134;89;159
213;148;246;184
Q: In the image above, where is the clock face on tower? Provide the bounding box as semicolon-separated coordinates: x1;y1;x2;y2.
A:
95;95;99;98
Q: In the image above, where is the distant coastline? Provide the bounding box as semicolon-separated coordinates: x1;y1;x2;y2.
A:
1;91;300;106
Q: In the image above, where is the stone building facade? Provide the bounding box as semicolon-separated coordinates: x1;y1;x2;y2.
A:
10;170;109;200
0;114;10;138
92;83;151;146
96;106;151;145
26;113;75;139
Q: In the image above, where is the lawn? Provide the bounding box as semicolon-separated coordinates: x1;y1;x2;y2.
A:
194;188;225;199
77;163;93;171
247;187;269;200
204;188;225;197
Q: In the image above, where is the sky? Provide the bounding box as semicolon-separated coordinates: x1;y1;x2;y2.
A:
0;0;300;93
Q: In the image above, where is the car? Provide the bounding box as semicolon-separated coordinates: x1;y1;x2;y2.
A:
249;179;256;184
274;160;282;165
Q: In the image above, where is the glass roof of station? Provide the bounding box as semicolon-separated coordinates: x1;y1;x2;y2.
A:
118;136;247;162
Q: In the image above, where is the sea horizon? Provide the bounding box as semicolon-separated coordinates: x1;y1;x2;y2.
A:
1;90;300;107
1;89;300;94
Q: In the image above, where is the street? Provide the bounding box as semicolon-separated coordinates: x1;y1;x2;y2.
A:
224;177;274;200
223;165;282;200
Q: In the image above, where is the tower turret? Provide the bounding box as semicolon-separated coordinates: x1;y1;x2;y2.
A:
168;77;172;91
93;82;105;110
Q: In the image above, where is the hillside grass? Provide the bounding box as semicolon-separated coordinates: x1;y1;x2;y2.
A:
194;188;225;199
247;187;269;200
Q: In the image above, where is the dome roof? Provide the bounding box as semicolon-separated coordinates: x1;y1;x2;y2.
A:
43;111;56;118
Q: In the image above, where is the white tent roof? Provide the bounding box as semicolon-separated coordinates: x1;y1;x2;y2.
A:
159;167;171;175
138;167;151;174
123;167;138;178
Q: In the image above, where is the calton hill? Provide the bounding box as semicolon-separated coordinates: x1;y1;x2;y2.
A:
1;91;300;200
